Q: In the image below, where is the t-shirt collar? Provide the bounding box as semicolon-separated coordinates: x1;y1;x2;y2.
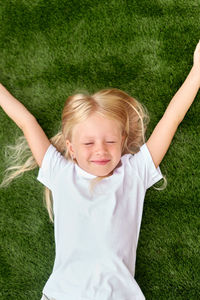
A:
74;163;97;179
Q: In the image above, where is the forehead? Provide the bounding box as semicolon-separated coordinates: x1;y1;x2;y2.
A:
72;113;122;139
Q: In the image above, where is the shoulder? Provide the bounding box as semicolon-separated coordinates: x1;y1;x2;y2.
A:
121;144;148;165
37;144;72;189
120;144;163;189
41;144;69;168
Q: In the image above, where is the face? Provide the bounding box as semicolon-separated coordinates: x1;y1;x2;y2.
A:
66;112;125;177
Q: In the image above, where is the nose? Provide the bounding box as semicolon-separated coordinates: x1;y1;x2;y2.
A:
95;141;108;155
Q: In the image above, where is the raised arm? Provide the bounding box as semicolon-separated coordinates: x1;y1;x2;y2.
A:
0;84;50;167
146;41;200;168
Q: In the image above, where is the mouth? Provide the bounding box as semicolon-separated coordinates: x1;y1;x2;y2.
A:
91;160;110;165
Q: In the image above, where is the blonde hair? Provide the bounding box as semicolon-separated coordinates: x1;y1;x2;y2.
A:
1;88;149;222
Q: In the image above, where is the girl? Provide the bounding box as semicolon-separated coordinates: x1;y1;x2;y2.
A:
1;41;200;300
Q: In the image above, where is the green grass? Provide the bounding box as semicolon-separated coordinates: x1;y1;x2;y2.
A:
0;0;200;299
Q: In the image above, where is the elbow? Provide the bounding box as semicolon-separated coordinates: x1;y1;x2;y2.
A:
163;109;182;128
20;113;36;132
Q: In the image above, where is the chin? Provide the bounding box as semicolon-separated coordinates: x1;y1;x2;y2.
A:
95;170;113;177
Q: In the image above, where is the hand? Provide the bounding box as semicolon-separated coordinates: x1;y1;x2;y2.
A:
193;40;200;69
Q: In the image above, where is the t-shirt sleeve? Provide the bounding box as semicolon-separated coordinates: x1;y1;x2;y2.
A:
37;144;69;190
130;143;163;189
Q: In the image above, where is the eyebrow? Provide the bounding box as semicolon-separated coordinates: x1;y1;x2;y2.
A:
81;135;119;139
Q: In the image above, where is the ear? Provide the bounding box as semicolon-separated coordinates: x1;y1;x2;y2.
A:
66;140;75;159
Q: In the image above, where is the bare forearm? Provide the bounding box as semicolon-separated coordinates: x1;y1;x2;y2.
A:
164;66;200;124
0;83;33;129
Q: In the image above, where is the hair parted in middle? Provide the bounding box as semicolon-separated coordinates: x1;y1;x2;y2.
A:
51;88;149;159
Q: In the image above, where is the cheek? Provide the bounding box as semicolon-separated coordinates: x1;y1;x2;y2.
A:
115;143;123;153
76;147;91;160
109;147;122;161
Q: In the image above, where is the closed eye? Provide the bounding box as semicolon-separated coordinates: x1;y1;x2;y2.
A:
83;141;116;145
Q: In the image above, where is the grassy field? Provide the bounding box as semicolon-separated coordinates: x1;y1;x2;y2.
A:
0;0;200;299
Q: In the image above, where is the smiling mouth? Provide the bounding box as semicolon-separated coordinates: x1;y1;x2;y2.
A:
91;160;110;165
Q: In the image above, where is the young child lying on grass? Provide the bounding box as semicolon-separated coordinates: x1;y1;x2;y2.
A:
0;41;200;300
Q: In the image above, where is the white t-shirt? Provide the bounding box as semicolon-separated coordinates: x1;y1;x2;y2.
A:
37;143;163;300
